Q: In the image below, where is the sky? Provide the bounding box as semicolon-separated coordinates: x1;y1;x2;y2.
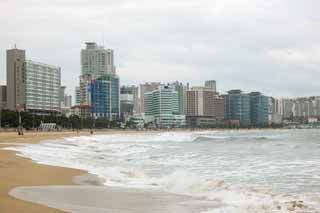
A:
0;0;319;98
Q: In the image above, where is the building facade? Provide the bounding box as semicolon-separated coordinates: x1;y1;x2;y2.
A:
169;81;188;114
88;74;120;120
144;86;185;128
0;85;7;109
24;60;61;113
249;92;269;126
120;85;139;121
6;48;26;110
205;80;216;92
139;82;164;114
224;90;251;127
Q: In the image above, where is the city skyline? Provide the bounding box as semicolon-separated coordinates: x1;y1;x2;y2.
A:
1;0;320;97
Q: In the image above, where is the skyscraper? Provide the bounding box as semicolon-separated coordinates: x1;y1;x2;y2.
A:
24;60;61;113
7;47;61;113
249;92;269;126
139;82;164;113
144;86;185;128
81;42;115;77
224;90;251;127
205;80;216;92
6;48;26;110
88;74;120;120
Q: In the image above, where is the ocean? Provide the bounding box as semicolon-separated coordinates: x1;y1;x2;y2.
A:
6;129;320;212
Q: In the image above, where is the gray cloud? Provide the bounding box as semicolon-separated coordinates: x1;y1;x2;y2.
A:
0;0;319;98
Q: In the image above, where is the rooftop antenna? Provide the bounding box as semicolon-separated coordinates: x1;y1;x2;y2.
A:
102;32;105;48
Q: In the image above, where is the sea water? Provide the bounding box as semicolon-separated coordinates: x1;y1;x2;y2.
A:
6;129;320;212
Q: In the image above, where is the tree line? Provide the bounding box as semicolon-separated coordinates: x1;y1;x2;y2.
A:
0;109;120;130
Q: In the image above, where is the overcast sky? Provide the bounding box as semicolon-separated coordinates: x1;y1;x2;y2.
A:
0;0;319;98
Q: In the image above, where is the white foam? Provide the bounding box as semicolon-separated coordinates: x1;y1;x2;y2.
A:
5;130;320;213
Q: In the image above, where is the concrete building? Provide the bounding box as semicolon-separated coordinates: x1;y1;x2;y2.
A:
169;81;188;114
24;60;61;113
120;85;139;121
75;86;81;105
186;86;224;127
81;42;116;78
224;90;251;127
6;48;61;113
205;80;216;92
139;82;164;113
6;48;26;111
249;92;269;126
64;95;72;108
144;86;186;128
88;74;120;120
0;85;7;109
79;42;118;107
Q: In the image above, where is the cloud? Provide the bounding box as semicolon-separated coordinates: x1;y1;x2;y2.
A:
0;0;319;98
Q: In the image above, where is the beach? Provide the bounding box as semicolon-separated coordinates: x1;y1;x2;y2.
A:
0;130;218;213
1;130;320;213
0;131;90;213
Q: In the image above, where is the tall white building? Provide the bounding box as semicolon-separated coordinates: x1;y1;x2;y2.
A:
81;42;116;78
24;60;61;112
6;47;61;113
139;82;164;113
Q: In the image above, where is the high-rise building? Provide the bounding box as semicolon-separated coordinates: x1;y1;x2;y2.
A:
60;86;66;107
224;90;251;127
249;92;269;126
144;86;185;128
81;42;116;77
120;85;139;121
205;80;217;92
6;48;26;110
186;86;224;127
88;74;120;120
139;82;164;113
186;87;221;117
64;95;72;108
79;42;118;107
75;86;81;105
169;81;188;114
7;47;61;113
0;85;7;109
24;60;61;113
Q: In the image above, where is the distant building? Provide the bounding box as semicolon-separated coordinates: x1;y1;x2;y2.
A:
6;47;61;113
0;85;7;109
186;86;224;127
139;82;164;113
249;92;269;126
24;60;61;113
88;74;120;120
169;81;188;114
79;42;116;105
224;90;251;127
205;80;216;92
120;85;139;121
71;105;91;118
6;48;26;111
75;86;81;105
64;95;72;108
81;42;116;77
144;86;186;128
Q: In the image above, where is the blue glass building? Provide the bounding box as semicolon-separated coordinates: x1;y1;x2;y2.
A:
224;90;251;127
89;74;119;120
250;92;269;126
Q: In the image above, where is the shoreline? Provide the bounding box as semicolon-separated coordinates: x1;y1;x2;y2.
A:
0;131;94;213
1;130;220;213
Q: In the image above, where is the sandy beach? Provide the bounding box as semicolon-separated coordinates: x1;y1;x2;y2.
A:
0;130;219;213
0;131;91;213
